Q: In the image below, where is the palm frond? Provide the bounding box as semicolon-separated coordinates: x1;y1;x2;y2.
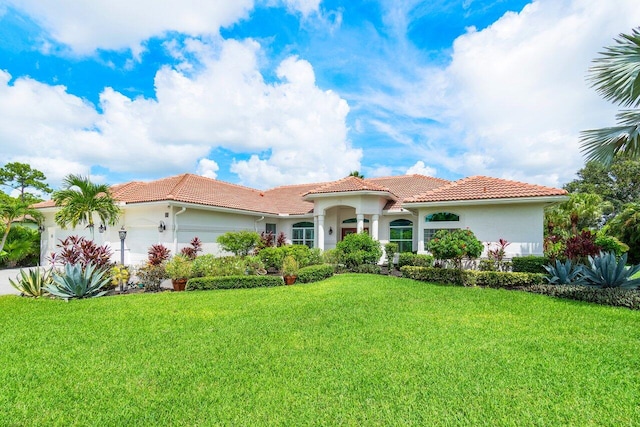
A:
589;27;640;108
580;110;640;165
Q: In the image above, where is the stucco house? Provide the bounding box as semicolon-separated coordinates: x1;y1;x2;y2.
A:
35;173;567;265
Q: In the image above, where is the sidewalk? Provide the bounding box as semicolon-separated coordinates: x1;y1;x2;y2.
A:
0;268;29;296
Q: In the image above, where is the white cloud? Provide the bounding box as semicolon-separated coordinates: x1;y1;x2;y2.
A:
405;161;436;177
196;158;219;179
0;38;359;189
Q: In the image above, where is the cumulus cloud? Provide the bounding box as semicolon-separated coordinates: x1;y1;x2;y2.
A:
405;161;436;177
6;0;319;55
0;38;359;188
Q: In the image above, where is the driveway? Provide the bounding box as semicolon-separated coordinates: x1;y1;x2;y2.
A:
0;268;27;296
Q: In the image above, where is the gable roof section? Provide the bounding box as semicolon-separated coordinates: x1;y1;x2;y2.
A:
303;176;396;197
368;175;450;210
263;182;320;215
404;176;568;204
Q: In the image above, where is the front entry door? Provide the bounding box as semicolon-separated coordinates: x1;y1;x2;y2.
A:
341;228;369;240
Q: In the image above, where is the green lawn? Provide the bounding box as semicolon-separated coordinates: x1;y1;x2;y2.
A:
1;274;639;426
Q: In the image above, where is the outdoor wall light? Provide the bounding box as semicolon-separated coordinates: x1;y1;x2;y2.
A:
328;226;333;235
158;221;166;232
98;224;106;233
38;225;45;233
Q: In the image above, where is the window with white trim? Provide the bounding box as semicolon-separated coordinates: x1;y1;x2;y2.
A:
424;228;459;244
292;222;314;248
389;219;413;253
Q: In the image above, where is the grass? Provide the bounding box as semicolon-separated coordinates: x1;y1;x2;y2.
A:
1;274;639;426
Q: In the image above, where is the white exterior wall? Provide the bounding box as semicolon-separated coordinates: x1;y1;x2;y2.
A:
417;203;545;257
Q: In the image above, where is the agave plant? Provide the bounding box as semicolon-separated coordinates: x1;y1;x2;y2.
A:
581;252;640;289
543;259;585;285
45;263;111;300
9;268;52;297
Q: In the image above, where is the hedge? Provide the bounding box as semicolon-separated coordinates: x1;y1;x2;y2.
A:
511;256;549;273
186;275;284;291
397;253;434;268
525;284;640;310
297;264;335;283
400;266;545;288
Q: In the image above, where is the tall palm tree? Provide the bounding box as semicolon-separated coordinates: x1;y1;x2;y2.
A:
580;27;640;165
0;197;43;254
53;174;120;240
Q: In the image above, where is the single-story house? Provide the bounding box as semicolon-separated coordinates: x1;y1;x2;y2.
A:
34;173;567;265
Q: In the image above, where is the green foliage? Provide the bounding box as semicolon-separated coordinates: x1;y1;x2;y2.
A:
348;264;382;274
603;202;640;263
581;252;640;289
244;255;267;275
478;259;497;271
192;254;247;277
512;256;549;273
135;263;168;292
0;197;44;255
296;264;334;283
526;284;640;310
45;263;110;300
580;28;640;164
165;255;194;279
216;231;261;256
335;232;382;269
258;246;285;271
53;174;120;239
400;266;476;286
186;275;284;291
0;225;40;268
9;267;52;297
258;245;322;271
472;271;545;288
594;234;629;257
282;255;299;276
545;193;610;235
426;229;483;268
109;264;129;288
0;162;52;201
543;259;585;285
397;253;434;268
384;242;398;266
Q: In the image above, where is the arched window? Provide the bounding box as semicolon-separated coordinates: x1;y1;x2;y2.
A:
292;222;314;248
389;219;413;253
342;218;370;224
425;212;460;222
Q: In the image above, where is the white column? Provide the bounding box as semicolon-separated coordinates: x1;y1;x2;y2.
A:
317;214;325;250
371;214;379;240
357;213;364;233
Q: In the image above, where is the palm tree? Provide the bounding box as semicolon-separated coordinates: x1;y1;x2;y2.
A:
580;27;640;165
348;171;365;178
53;175;120;240
0;197;44;254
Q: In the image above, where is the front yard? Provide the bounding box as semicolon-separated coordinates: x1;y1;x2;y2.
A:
1;274;639;425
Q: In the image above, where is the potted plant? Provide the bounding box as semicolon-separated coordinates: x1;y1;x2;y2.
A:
165;255;193;291
282;255;299;285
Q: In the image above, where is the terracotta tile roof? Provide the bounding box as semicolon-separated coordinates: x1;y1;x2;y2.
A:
367;175;450;210
304;176;395;196
404;176;568;203
263;182;320;215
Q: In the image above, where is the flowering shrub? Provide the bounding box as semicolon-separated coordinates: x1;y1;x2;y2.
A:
427;229;483;269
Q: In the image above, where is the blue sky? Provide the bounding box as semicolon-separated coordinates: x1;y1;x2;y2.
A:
1;0;639;192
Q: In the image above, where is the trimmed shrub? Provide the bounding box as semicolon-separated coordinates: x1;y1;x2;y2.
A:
335;232;382;269
192;255;246;277
512;256;549;273
400;266;476;286
258;247;285;271
526;284;640;310
258;245;322;271
398;253;434;268
186;275;284;291
427;229;483;268
472;271;545;288
384;242;398;266
349;264;382;274
297;264;334;283
216;231;261;256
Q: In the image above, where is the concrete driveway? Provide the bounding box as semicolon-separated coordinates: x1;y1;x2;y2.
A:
0;268;28;296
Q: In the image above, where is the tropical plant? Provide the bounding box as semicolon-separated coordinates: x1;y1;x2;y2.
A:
276;232;287;247
51;235;113;271
45;263;111;300
545;193;610;236
9;267;52;297
581;252;640;289
192;255;246;277
0;162;52;202
53;174;120;240
135;263;168;292
384;242;398;270
602;202;640;263
0;225;40;268
282;255;299;277
564;230;601;264
110;264;130;289
258;231;275;250
180;236;203;260
0;196;44;254
335;232;382;269
543;259;585;285
165;255;194;280
580;27;640;165
427;229;483;269
486;238;511;271
147;244;171;265
245;255;267;275
216;231;261;256
594;233;629;257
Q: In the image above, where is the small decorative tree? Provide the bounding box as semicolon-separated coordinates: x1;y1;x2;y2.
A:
335;232;382;270
384;242;399;273
217;231;261;256
427;229;483;269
